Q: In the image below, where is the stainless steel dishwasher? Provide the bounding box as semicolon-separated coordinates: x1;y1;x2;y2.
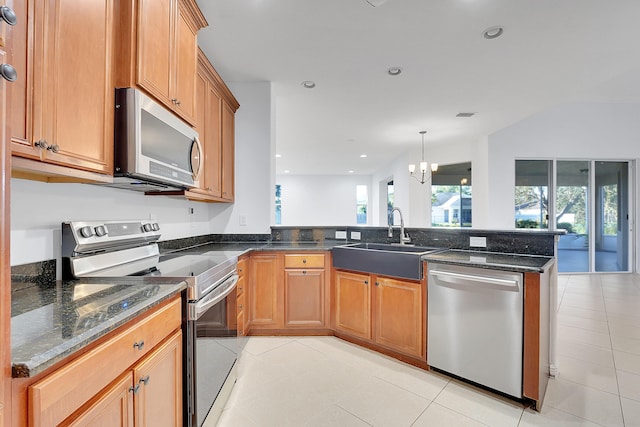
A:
427;262;524;398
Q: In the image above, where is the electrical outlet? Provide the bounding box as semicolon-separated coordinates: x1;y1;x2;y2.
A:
469;236;487;248
335;230;347;239
350;231;361;240
239;214;248;226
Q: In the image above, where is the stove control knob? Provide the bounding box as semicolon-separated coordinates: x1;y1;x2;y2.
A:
79;226;94;238
94;225;108;237
152;223;160;231
142;223;153;232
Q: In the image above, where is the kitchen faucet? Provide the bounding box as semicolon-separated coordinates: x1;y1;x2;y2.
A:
388;207;411;245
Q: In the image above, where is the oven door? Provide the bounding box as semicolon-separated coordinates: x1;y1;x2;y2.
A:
187;274;238;427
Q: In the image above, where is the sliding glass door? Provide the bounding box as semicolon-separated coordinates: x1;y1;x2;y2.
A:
516;160;632;273
594;161;630;272
556;161;590;272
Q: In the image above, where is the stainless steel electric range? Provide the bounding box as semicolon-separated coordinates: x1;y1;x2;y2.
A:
62;220;243;427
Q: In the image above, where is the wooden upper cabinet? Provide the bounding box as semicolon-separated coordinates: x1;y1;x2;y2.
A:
10;0;115;179
186;50;238;203
221;100;235;201
136;0;173;104
172;4;198;122
132;0;204;126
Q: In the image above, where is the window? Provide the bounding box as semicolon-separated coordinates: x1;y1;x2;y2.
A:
356;185;367;225
275;184;282;225
431;162;472;227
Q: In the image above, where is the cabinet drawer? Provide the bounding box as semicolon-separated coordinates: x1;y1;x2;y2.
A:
284;254;325;269
28;297;181;426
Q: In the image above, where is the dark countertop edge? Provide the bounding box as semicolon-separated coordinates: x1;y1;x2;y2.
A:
164;242;557;271
12;282;186;378
422;249;555;273
270;225;567;236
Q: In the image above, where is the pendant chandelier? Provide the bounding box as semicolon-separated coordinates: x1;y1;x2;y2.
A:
409;131;438;184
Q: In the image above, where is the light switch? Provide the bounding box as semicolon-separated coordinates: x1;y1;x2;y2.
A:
239;214;248;226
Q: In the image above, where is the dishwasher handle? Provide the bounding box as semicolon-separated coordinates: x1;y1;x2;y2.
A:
429;269;521;291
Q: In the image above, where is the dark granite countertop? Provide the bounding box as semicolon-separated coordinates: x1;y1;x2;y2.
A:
11;277;186;378
162;240;343;255
422;249;555;273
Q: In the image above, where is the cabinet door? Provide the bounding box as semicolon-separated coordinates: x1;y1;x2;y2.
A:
249;254;281;328
63;374;134;427
137;0;173;105
334;270;371;340
11;0;114;174
134;331;182;427
374;277;423;358
203;83;222;196
9;0;40;158
220;100;235;201
41;0;114;173
284;269;325;328
172;4;197;124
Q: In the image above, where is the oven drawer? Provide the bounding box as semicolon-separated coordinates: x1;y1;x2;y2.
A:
284;254;325;269
28;297;181;426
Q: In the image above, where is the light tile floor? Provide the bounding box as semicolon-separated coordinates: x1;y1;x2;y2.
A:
210;273;640;427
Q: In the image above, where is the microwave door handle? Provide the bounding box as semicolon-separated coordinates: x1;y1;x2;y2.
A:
190;136;203;182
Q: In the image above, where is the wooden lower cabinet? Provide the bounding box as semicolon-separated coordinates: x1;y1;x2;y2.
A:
334;269;425;360
284;269;325;327
334;270;371;340
64;374;134;427
25;297;182;427
248;253;281;328
247;252;330;333
374;277;424;358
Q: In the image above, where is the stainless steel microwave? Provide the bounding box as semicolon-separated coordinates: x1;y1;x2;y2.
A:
111;88;202;192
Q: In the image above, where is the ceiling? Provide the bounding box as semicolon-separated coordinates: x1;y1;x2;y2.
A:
195;0;640;176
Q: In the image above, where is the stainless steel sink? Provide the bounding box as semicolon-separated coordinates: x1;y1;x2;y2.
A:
332;243;442;280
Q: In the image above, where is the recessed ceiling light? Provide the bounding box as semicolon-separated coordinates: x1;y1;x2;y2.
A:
483;26;504;39
360;154;367;158
456;112;476;118
283;170;290;174
275;154;282;158
301;81;316;89
387;67;403;76
348;170;355;174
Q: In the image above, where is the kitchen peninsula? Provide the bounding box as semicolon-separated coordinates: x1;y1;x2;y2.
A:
10;224;560;424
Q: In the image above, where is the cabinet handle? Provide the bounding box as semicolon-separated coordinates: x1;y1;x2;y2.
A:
171;98;177;104
47;143;60;153
302;270;307;275
129;384;140;394
302;259;307;264
238;304;243;310
0;63;16;82
0;6;17;26
133;340;145;350
34;139;49;150
238;285;243;292
175;100;181;106
375;281;379;286
139;375;150;386
364;280;368;285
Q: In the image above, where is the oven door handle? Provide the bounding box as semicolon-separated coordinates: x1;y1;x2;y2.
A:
191;274;239;320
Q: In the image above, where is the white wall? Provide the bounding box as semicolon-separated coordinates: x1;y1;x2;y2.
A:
276;174;371;226
10;179;209;267
484;103;640;229
208;81;273;234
